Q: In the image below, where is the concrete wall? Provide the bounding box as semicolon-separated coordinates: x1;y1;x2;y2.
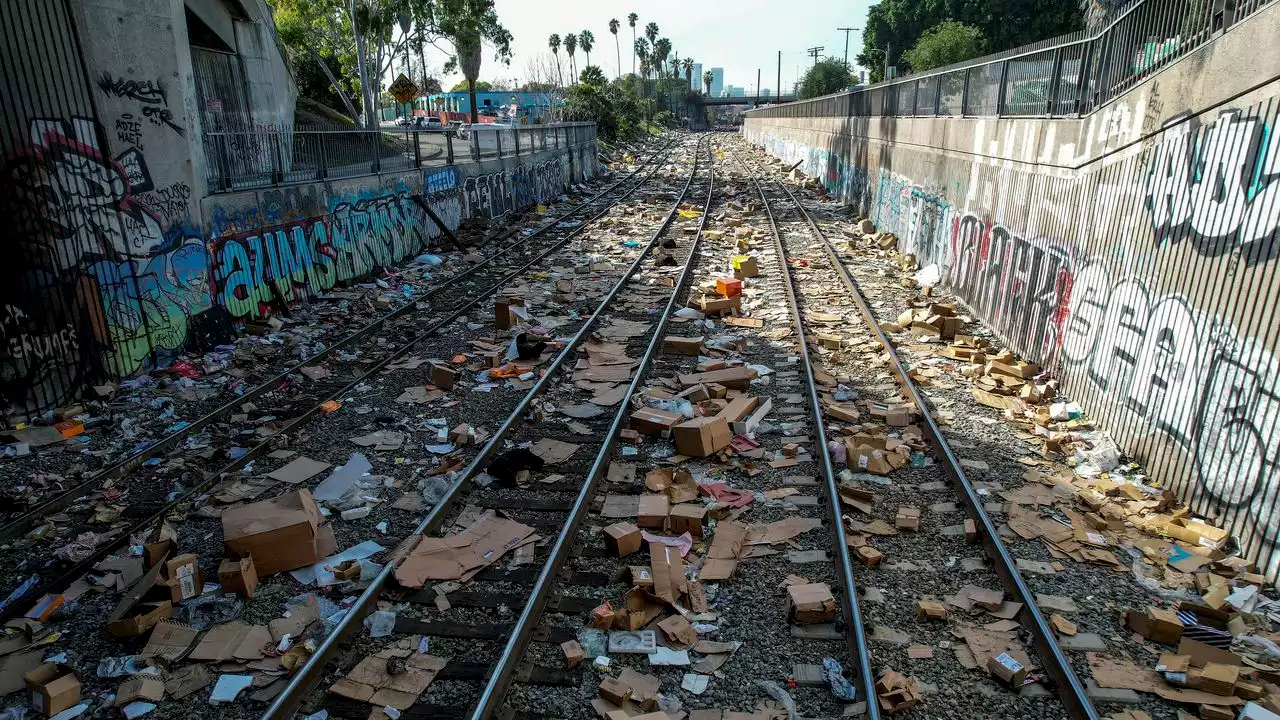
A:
743;5;1280;578
202;144;598;321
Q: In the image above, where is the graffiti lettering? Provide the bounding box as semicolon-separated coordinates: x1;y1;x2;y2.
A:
115;114;143;149
1147;108;1279;265
96;72;183;135
950;214;1074;365
212;188;463;319
1061;260;1279;527
873;170;954;267
137;182;192;226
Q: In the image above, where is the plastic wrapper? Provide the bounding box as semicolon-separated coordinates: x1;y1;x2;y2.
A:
823;657;857;700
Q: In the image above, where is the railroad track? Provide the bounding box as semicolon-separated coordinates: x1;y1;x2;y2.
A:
466;135;877;720
0;138;681;620
730;139;1101;719
262;133;716;719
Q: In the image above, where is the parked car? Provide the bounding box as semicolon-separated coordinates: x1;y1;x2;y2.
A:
423;116;443;129
395;116;412;126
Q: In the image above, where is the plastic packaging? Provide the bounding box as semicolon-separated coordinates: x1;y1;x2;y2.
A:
576;627;608;659
755;680;798;720
827;440;846;465
419;476;451;505
365;610;396;638
644;396;695;419
822;657;858;700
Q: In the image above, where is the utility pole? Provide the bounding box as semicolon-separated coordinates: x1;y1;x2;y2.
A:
837;27;858;67
776;50;781;101
806;46;823;67
756;68;761;107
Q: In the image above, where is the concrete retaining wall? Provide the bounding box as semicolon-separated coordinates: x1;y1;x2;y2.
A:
201;144;598;321
743;6;1280;578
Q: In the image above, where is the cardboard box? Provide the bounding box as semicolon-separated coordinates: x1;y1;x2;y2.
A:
895;506;921;532
605;522;643;557
664;336;703;356
875;671;922;712
716;395;759;424
825;404;860;423
561;640;585;668
430;363;457;390
677;367;756;390
673;416;731;457
599;677;631;706
637;496;669;530
1201;706;1236;720
163;554;203;603
786;583;836;624
987;651;1029;687
916;600;948;621
858;546;883;566
115;675;165;706
1127;606;1183;644
697;294;741;315
732;256;759;278
630;408;683;436
496;297;523;329
1189;663;1239;696
218;556;258;598
715;277;742;297
24;664;80;716
668;504;706;537
222;489;327;577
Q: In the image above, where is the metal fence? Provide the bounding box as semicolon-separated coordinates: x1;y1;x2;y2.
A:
747;0;1272;120
204;122;598;193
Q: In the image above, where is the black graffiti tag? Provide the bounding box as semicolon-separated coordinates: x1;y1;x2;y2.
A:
97;73;184;136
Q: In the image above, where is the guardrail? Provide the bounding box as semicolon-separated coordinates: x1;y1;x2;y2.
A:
202;121;598;193
747;0;1272;119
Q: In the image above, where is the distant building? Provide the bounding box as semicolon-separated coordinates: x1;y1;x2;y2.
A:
728;86;745;97
421;91;559;122
761;88;772;98
709;68;724;97
690;63;703;91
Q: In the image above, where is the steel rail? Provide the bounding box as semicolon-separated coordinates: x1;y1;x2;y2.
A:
263;134;713;720
467;135;716;720
726;142;880;718
0;140;684;623
0;138;678;547
746;148;1101;720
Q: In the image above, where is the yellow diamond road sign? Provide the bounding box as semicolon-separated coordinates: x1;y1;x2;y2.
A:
389;74;420;104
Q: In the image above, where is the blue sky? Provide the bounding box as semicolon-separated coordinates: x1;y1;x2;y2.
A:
417;0;875;93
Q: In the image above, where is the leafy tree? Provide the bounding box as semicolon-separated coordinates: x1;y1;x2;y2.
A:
798;57;854;99
579;64;607;87
903;20;985;71
627;13;638;75
450;79;493;92
564;32;578;82
548;34;562;87
609;19;621;78
702;69;713;95
856;0;1081;82
579;30;595;69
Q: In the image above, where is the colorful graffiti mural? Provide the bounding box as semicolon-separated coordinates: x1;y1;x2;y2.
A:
1;116;211;408
210;181;463;320
746;89;1280;577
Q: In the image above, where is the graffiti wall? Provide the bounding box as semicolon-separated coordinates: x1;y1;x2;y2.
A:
207;167;464;320
745;90;1280;580
0;0;214;410
463;157;565;220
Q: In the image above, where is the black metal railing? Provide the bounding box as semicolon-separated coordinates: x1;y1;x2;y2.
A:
204;121;598;193
747;0;1271;120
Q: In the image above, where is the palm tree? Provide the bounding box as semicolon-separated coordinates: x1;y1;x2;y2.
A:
579;31;594;70
634;38;649;81
682;58;693;89
548;34;562;87
703;69;713;95
653;37;671;79
564;32;578;82
628;13;638;75
609;19;620;78
644;22;659;56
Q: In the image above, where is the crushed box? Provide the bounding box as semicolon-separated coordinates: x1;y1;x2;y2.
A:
785;583;836;625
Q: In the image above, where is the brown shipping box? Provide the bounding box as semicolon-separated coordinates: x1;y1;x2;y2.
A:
222;489;329;576
605;522;643;557
987;651;1030;687
218;556;259;598
162;554;203;604
25;664;80;717
673;416;731;457
786;583;836;624
630;408;683;436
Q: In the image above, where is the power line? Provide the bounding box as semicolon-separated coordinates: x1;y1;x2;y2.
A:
837;27;858;67
806;46;824;66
